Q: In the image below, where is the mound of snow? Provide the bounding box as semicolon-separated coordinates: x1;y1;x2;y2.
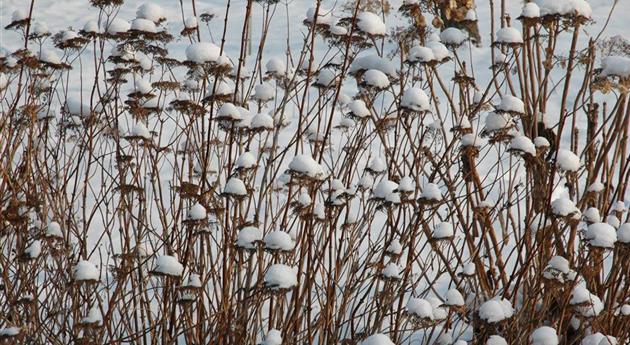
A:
288;154;325;179
556;149;580;171
357;12;386;36
187;203;207;220
137;3;166;23
521;3;541;18
186;42;221;63
534;0;592;18
585;222;617;248
74;260;99;281
406;298;434;319
496;95;525;114
264;230;295;251
401;87;430;112
433;222;454;239
407;46;435;63
236;226;263;249
530;326;558;345
600;56;630;78
495;27;523;44
363;69;389;89
478;298;514;323
440;27;467;46
509;135;536;156
153;255;184;277
224;177;247;196
264;264;298;289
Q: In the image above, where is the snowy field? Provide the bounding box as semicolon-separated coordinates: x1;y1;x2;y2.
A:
1;0;629;344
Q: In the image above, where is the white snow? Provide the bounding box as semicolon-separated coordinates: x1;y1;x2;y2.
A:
382;262;401;280
440;27;467;46
534;0;592;18
401;87;430;112
484;112;512;132
407;46;435;64
349;54;397;78
223;177;248;196
130;123;151;139
184;16;198;29
583;207;601;223
360;334;395;345
487;335;508;345
509;135;536;156
546;256;570;275
235;151;257;170
187;203;207;220
236;226;263;249
82;306;103;325
45;221;63;238
420;183;442;201
263;230;295;251
185;273;202;288
288;154;325;180
348;99;371;118
11;10;28;22
445;289;465;306
581;333;617;345
185;42;221;63
260;329;283;345
363;69;389;89
600;56;630;78
495;27;523;44
585;222;617;248
207;79;235;97
131;18;157;33
23;240;41;259
264;264;298;289
0;327;20;337
397;176;415;193
253;83;275;102
266;57;287;77
478;298;514;323
367;157;386;174
433;222;454;239
406;298;434;319
618;223;630;243
461;134;487;148
136;3;166;23
304;7;334;26
587;182;605;193
357;12;386;36
106;18;130;34
315;69;336;87
530;327;558;345
550;197;579;217
39;49;62;64
153;255;184;277
534;137;550;148
570;284;604;317
426;41;450;61
386;239;402;255
556;149;580;172
373;179;398;200
606;215;620;228
217;103;241;120
0;74;8;89
73;260;99;282
32;22;49;36
521;3;541;18
251;113;274;130
496;95;525;114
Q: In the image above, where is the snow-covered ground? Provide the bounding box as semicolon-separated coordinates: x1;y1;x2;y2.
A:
1;0;629;344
